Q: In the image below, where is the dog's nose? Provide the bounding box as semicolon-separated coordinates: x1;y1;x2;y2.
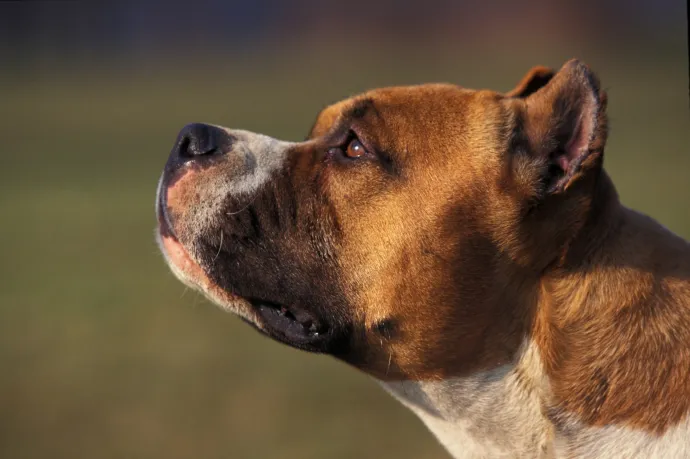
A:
172;123;227;159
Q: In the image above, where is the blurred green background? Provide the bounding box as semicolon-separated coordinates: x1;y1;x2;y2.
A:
0;2;688;458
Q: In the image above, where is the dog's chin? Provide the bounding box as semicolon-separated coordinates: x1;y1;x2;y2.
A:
155;208;340;353
155;217;257;318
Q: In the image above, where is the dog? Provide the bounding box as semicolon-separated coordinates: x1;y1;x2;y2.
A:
155;59;690;458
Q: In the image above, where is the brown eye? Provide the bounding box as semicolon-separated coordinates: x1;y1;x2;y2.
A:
345;138;367;158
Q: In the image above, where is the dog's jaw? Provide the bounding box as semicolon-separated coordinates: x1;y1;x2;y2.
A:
155;175;261;325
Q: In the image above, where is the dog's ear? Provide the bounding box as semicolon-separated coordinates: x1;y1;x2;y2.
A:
515;59;608;194
506;65;555;98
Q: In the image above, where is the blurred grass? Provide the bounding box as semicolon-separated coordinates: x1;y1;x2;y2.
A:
0;44;688;459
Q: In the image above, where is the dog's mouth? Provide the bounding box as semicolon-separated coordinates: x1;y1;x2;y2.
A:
155;179;337;352
248;298;333;350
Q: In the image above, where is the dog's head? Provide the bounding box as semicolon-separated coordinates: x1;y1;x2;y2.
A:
156;60;607;381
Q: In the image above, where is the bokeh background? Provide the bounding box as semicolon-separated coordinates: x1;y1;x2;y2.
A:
0;2;687;458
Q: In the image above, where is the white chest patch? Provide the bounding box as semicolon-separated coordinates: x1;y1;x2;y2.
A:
552;414;690;459
381;341;553;459
380;339;690;458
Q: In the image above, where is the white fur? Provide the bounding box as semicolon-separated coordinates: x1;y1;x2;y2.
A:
214;127;294;196
382;340;553;459
159;128;294;237
553;415;690;459
381;339;690;458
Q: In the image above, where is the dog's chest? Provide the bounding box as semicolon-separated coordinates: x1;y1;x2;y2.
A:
551;414;690;459
380;341;553;459
381;366;552;458
381;343;690;459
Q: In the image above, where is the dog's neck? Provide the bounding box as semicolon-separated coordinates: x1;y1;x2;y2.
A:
382;340;553;458
383;172;690;458
380;178;617;459
532;172;690;454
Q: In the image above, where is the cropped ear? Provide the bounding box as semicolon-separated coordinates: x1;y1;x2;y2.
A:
506;65;555;98
517;59;608;194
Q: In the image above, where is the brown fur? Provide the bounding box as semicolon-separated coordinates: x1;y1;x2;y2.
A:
534;179;690;433
312;86;535;380
307;62;690;430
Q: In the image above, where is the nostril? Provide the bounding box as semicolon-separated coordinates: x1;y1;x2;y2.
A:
178;136;192;157
175;123;220;159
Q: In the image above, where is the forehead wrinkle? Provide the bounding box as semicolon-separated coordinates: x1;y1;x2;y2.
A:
324;98;380;138
343;97;378;121
309;97;379;139
313;98;382;144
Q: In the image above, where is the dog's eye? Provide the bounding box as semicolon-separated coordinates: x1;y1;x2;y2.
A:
345;138;367;158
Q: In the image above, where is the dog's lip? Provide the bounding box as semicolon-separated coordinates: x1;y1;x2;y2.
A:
248;298;333;350
156;182;178;241
155;178;212;290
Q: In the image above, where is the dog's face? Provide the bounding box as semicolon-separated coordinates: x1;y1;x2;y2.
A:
156;60;607;381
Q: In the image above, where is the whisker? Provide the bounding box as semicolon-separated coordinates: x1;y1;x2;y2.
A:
213;231;224;263
226;196;257;216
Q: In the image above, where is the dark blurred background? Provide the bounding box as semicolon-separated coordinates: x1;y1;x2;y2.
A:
0;2;687;458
